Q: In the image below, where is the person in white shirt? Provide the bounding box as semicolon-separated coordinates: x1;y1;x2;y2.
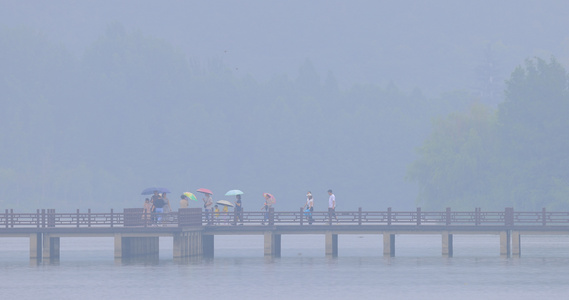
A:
304;192;314;224
328;189;338;223
203;193;214;225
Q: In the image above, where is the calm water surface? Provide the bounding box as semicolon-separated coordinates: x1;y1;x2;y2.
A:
1;234;568;299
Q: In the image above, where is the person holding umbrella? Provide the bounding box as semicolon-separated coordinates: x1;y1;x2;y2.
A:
180;194;189;208
261;193;275;225
234;195;243;225
150;190;160;224
216;200;234;225
152;194;166;226
202;193;214;225
225;190;244;225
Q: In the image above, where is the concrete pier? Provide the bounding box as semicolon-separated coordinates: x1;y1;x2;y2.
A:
512;231;521;257
174;231;204;258
203;234;214;258
29;233;42;260
5;220;569;261
325;232;338;257
383;233;395;257
500;231;511;257
114;234;159;259
442;232;453;257
42;234;60;259
264;232;282;257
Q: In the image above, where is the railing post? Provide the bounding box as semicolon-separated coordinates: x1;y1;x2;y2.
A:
36;209;40;228
416;207;421;226
387;207;392;226
10;209;15;228
505;207;514;226
110;209;114;228
48;209;55;228
358;207;362;226
300;207;304;226
41;209;45;228
446;207;451;226
5;209;8;228
88;209;92;227
542;207;546;226
76;209;80;228
144;210;148;227
475;207;480;226
269;207;274;226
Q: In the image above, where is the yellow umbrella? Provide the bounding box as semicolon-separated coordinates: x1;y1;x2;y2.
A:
183;192;198;201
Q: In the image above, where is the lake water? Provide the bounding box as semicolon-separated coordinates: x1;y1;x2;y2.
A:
1;234;569;299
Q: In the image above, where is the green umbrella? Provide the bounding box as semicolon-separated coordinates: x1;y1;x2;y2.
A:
183;192;198;201
225;189;244;196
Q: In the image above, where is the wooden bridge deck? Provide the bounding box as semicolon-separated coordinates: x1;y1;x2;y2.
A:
1;207;569;261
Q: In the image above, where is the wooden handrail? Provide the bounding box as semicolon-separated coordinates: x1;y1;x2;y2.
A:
1;208;569;228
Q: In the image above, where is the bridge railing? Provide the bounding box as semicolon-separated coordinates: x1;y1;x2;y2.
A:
2;207;569;228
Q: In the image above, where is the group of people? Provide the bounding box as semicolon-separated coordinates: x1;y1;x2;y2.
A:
201;194;243;225
144;189;337;226
143;191;172;226
177;192;243;225
303;189;337;225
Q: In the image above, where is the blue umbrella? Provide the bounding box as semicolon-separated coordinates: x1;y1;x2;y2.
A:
225;189;244;196
141;187;171;195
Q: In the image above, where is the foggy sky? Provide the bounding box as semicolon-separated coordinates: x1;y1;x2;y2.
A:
1;1;569;211
3;0;568;95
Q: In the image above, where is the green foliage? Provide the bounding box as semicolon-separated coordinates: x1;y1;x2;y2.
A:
409;57;569;210
407;103;499;209
498;57;569;210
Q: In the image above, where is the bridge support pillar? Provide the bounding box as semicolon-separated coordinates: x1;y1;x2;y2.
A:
512;231;521;257
174;230;205;258
114;234;123;258
500;231;511;257
114;234;159;259
442;232;453;257
29;233;42;260
383;233;395;257
194;232;203;257
203;234;214;258
42;234;60;260
325;232;338;257
264;232;281;257
173;233;183;258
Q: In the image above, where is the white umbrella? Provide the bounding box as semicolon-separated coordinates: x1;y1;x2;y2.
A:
216;200;235;207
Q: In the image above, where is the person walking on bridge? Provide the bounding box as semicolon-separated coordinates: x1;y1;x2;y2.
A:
143;198;152;225
152;195;166;226
203;193;214;225
233;195;243;225
327;189;338;224
261;193;275;225
304;192;314;224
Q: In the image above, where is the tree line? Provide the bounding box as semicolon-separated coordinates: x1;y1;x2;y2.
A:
408;57;569;210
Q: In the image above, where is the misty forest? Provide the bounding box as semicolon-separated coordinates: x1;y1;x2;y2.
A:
2;1;569;212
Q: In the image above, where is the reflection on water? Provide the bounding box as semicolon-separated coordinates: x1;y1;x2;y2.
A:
117;254;160;266
1;235;569;299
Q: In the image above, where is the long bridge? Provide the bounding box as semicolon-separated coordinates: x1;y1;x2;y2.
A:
1;207;569;262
